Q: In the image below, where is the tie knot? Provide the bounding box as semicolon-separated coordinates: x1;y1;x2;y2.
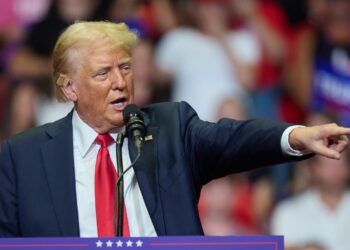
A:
96;134;114;148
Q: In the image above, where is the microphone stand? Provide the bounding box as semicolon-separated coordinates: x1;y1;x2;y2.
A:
114;132;124;237
113;129;144;236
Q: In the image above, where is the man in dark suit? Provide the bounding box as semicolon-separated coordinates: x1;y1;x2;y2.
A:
0;21;350;237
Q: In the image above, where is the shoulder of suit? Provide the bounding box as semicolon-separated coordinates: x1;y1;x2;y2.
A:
142;101;193;114
141;101;199;131
142;101;180;111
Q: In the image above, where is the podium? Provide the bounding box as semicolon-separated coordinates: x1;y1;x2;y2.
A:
0;236;283;249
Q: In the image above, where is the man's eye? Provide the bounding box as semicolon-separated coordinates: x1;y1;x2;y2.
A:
97;71;107;76
94;71;108;80
120;64;131;74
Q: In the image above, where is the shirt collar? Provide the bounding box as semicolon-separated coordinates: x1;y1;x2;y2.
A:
72;110;99;158
72;110;124;158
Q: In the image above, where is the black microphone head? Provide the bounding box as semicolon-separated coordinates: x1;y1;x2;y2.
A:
123;104;146;140
123;104;143;123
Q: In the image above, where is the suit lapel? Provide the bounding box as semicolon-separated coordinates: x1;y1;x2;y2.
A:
129;113;166;235
39;109;165;236
41;112;80;236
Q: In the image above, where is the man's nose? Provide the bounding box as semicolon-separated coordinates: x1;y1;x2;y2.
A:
110;68;126;89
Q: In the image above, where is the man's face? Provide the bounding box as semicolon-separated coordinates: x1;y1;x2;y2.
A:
69;39;134;133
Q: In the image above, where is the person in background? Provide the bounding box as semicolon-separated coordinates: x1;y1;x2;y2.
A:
282;0;350;128
0;0;51;139
5;0;101;136
155;0;259;122
229;0;289;121
271;113;350;250
132;41;156;108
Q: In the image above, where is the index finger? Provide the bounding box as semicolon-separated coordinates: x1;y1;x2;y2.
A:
323;125;350;136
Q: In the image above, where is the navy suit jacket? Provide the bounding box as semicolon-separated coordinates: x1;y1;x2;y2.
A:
0;102;300;237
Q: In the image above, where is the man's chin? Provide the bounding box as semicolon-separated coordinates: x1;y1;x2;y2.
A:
108;118;124;131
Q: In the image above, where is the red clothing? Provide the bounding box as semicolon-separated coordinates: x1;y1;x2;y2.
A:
256;0;290;88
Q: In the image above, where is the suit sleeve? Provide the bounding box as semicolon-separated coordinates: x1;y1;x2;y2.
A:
177;102;294;185
0;140;20;236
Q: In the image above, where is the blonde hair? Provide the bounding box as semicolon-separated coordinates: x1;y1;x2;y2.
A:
52;21;139;101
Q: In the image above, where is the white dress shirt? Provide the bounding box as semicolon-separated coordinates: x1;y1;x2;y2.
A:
72;109;303;237
72;110;157;237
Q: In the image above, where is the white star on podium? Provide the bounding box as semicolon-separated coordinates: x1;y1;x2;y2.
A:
126;240;133;247
116;240;123;247
106;240;113;247
136;240;143;247
96;240;103;247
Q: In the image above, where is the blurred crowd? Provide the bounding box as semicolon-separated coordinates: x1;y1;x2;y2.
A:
0;0;349;249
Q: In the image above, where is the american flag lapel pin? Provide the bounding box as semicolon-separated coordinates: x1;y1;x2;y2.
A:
144;135;153;141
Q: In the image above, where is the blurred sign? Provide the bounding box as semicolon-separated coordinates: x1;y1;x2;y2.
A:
312;58;350;126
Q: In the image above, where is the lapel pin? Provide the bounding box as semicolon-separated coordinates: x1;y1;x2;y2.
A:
144;135;153;141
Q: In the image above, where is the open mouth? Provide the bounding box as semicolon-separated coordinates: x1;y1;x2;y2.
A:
111;97;127;105
110;97;128;110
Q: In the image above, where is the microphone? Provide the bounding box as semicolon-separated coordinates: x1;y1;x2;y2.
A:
123;104;146;156
113;104;145;236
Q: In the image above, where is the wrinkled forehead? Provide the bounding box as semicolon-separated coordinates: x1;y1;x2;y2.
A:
67;37;130;71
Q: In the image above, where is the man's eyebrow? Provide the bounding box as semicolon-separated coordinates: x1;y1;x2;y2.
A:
94;66;112;72
118;58;132;65
85;65;110;77
89;57;132;73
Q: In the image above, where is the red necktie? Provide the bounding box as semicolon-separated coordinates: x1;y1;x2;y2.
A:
95;133;130;237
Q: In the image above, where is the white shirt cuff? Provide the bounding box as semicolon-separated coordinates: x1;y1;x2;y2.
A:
281;125;307;156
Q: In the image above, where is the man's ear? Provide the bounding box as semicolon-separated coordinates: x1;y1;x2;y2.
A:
57;74;78;102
